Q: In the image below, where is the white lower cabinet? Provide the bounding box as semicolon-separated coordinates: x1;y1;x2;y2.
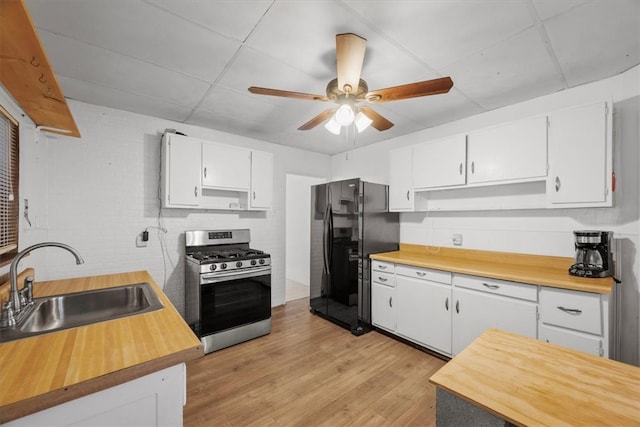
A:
396;266;452;355
451;275;538;356
371;262;396;332
5;364;186;427
539;286;610;357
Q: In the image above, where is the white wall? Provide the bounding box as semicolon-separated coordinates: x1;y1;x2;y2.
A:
0;94;332;313
285;174;325;286
330;66;640;366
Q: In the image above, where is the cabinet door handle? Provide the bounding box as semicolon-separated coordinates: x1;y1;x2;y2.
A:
389;297;393;308
482;283;500;290
445;297;449;311
455;300;459;313
194;186;198;197
557;306;582;315
416;271;426;277
204;167;207;179
555;176;561;192
406;190;410;201
471;161;475;174
378;264;387;270
253;191;256;200
459;163;463;175
378;276;388;282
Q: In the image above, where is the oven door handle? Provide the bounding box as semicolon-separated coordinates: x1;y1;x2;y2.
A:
201;266;271;284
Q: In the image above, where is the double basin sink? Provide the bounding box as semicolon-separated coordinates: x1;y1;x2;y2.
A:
0;283;164;343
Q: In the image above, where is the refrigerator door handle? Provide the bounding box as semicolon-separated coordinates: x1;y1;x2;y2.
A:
327;204;334;275
322;202;330;275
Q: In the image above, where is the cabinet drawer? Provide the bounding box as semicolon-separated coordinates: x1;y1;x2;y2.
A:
396;265;451;284
539;324;602;357
371;271;395;287
540;287;602;335
372;260;394;273
453;274;537;302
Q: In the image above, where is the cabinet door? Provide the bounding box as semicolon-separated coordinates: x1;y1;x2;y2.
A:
452;287;537;355
413;134;466;189
163;134;200;207
547;101;611;206
250;150;273;209
372;282;396;332
202;142;251;190
396;275;452;355
467;115;547;184
389;147;414;211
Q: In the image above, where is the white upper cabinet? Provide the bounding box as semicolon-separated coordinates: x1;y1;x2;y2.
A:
202;142;250;191
547;101;612;207
249;150;273;210
161;133;200;208
466;116;547;185
389;147;414;211
413;134;466;189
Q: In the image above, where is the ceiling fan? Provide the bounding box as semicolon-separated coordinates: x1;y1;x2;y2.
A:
248;33;453;135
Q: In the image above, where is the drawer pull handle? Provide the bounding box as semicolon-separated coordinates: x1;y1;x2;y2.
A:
445;297;449;311
378;265;387;270
416;271;426;277
482;283;500;290
389;297;393;308
557;306;582;315
379;276;388;282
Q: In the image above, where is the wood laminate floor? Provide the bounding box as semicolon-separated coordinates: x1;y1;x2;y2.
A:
184;299;446;426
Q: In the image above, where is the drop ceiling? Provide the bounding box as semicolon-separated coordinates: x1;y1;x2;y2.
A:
22;0;640;155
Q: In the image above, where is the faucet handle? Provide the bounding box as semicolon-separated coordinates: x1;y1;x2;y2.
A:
1;300;16;327
19;276;34;307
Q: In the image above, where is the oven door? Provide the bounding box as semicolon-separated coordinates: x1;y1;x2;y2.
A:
199;266;271;337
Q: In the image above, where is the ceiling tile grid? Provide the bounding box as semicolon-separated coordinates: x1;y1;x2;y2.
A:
20;0;640;155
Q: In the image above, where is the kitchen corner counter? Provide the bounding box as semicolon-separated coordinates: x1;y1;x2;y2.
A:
0;270;204;424
370;244;614;294
429;328;640;426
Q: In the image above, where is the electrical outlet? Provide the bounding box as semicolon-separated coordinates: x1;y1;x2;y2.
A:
136;233;148;248
452;234;463;246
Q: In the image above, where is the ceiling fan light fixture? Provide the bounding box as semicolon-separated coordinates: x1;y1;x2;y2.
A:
354;111;372;133
324;117;341;135
334;103;355;126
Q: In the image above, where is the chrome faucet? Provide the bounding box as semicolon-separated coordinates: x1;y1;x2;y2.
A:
1;242;84;327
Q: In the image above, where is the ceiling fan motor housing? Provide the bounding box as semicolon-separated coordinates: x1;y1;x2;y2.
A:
326;78;369;101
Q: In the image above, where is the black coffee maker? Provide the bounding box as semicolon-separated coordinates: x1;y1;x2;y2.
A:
569;230;614;278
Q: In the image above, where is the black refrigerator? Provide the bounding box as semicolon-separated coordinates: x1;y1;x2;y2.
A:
309;178;399;335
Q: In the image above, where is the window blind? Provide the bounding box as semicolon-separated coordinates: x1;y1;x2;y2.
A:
0;106;18;262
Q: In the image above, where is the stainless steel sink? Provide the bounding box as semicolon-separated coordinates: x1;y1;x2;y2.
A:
0;283;163;343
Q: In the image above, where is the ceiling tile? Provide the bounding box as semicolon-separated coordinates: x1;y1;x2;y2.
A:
144;0;272;42
531;0;590;21
26;0;241;82
542;0;640;86
442;27;565;109
57;76;193;123
37;30;211;107
343;0;534;69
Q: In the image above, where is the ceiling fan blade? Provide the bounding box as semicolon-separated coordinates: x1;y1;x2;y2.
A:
366;76;453;103
298;109;336;130
248;86;329;102
359;106;394;131
336;33;367;95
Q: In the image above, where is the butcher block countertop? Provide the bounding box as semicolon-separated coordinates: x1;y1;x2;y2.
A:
429;328;640;426
370;244;614;294
0;270;203;424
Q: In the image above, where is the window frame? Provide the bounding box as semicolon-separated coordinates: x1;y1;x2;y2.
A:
0;103;19;267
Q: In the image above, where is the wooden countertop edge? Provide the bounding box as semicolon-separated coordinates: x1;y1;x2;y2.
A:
370;246;613;294
0;345;203;424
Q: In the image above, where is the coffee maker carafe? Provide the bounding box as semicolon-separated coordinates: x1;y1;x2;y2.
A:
569;230;614;278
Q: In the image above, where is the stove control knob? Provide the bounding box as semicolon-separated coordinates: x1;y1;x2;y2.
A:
236;261;243;268
221;263;227;270
210;264;217;271
259;259;265;265
251;260;257;266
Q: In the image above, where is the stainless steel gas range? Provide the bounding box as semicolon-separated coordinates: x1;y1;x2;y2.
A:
184;229;271;354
